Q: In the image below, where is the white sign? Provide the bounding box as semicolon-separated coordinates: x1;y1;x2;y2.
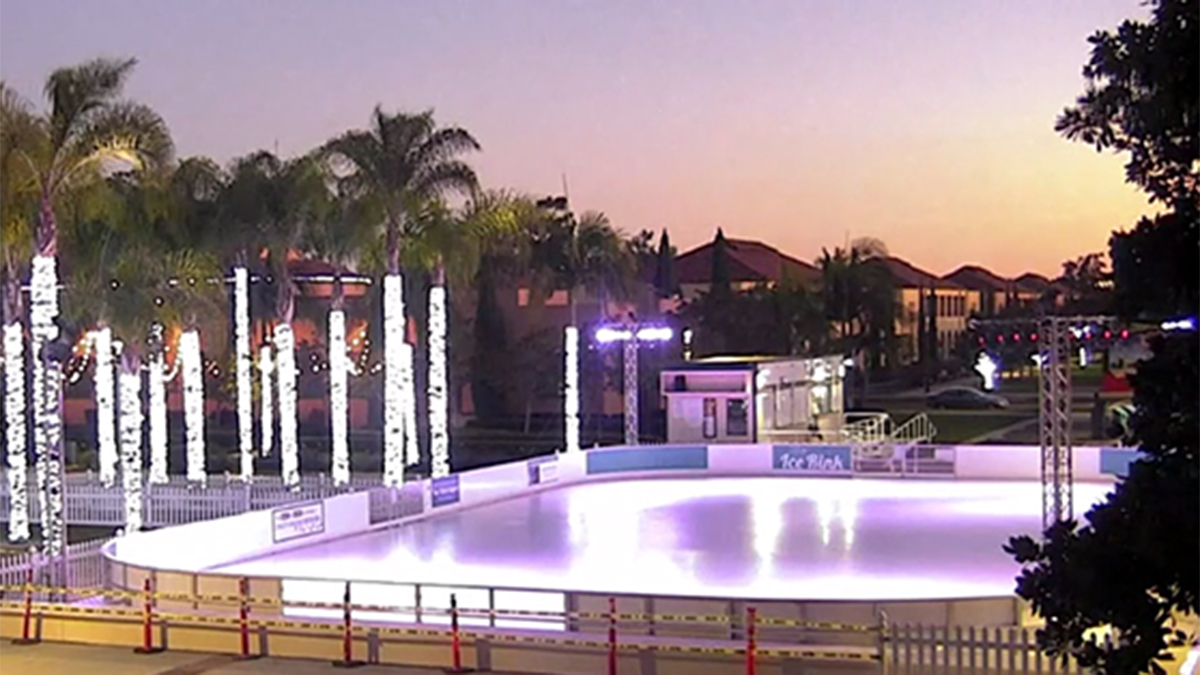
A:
538;461;559;485
272;502;325;544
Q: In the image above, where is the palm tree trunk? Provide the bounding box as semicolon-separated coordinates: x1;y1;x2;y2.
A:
329;277;350;486
564;292;581;453
428;263;449;477
94;325;118;487
118;352;145;532
3;277;30;540
275;280;299;488
180;328;206;484
233;264;254;481
259;344;274;458
29;242;62;554
382;273;406;485
147;336;168;484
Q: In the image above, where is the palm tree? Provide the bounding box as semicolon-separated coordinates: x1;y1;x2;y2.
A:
1;81;44;543
8;58;171;552
322;107;480;484
302;184;376;486
528;208;635;452
818;237;896;371
224;150;331;486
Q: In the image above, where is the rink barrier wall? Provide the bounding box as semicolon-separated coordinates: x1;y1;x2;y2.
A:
105;443;1135;575
98;442;1134;649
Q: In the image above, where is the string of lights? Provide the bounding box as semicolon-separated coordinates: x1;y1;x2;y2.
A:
30;254;58;552
181;329;206;485
428;285;449;478
118;367;144;531
383;275;405;486
234;266;254;481
564;326;580;453
276;323;299;488
4;322;30;542
93;327;117;487
329;309;350;486
259;344;273;458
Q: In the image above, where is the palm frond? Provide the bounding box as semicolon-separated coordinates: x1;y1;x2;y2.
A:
44;57;137;151
57;101;174;195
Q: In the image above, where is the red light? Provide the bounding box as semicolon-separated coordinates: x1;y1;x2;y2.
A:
997;335;1005;344
1104;330;1112;339
1013;333;1020;342
1120;329;1129;339
1031;333;1038;341
977;337;985;346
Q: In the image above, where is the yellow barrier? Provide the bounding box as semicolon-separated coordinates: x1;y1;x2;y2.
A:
0;600;880;664
0;583;880;633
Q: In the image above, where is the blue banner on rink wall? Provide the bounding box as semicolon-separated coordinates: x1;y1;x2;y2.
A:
527;455;559;486
772;445;853;476
431;475;461;508
586;445;708;475
1099;447;1143;477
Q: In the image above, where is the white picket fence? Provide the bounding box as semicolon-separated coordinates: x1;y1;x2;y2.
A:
886;623;1093;674
0;471;385;528
0;537;108;592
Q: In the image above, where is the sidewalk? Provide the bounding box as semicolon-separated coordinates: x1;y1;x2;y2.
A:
0;642;529;675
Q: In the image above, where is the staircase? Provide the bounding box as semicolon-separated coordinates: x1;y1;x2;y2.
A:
851;413;940;474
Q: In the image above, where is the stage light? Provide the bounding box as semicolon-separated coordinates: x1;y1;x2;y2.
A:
975;352;999;391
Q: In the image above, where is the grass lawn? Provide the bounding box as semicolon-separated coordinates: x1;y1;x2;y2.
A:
924;411;1032;443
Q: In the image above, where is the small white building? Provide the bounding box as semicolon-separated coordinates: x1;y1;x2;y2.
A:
659;355;847;444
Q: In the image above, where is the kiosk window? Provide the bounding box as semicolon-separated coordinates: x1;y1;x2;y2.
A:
727;399;749;436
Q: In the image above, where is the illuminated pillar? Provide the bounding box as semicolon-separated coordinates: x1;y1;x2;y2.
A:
428;285;449;478
276;323;299;488
234;267;253;480
383;275;404;485
329;309;349;486
564;326;580;453
401;342;418;468
30;255;57;542
623;337;638;445
94;327;117;486
148;348;168;484
4;321;29;542
259;345;273;457
118;367;144;531
180;329;206;484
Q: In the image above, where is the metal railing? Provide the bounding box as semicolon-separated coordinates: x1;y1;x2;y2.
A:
0;471;384;528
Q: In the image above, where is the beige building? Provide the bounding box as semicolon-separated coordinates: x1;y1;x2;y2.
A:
881;257;981;363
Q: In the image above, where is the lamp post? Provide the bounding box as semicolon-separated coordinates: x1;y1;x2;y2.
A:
594;323;673;445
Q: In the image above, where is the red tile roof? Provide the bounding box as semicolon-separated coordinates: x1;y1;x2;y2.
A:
877;257;961;289
1014;272;1052;293
943;265;1011;292
676;237;820;286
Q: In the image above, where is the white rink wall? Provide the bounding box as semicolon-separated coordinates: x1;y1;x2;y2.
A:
106;443;1137;574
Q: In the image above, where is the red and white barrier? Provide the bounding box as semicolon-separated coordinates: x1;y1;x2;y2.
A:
745;606;757;675
133;577;164;654
331;581;364;668
11;568;39;645
607;596;618;675
236;576;260;660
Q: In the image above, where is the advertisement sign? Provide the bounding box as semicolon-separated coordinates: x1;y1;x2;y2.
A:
772;445;853;476
527;456;559;486
586;445;709;475
431;475;461;508
271;501;325;544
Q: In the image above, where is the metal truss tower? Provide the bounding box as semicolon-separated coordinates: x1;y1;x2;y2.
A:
1037;316;1074;531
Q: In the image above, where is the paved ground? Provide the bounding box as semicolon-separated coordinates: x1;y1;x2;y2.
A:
0;642;530;675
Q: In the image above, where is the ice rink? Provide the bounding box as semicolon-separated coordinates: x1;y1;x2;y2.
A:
212;477;1111;602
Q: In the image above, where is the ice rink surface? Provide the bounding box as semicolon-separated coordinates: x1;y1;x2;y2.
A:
213;477;1112;601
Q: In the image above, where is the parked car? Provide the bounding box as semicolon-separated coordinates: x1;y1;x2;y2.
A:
926;387;1010;410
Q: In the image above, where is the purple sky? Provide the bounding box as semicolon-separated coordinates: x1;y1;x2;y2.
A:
0;0;1154;276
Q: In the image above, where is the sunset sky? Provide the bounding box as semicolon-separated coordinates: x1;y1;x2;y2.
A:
0;0;1156;277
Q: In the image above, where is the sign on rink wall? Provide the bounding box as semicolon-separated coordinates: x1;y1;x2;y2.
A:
528;455;559;486
772;445;853;476
271;501;326;544
586;445;709;475
431;475;461;508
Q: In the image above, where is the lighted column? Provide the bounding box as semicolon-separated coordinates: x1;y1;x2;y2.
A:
147;348;168;484
94;327;117;486
275;323;299;488
382;275;404;485
329;309;349;486
564;326;580;453
401;342;418;468
622;337;638;445
428;285;449;478
180;329;206;484
118;367;144;531
234;266;253;480
29;255;58;542
259;345;273;457
4;321;29;542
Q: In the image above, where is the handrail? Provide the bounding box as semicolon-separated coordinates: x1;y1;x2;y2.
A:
892;413;937;446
